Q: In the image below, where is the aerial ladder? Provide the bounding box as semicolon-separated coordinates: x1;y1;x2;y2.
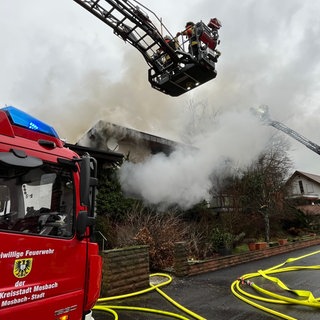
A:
254;105;320;155
73;0;222;97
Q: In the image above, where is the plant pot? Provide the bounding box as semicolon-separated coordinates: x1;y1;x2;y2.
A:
255;242;268;250
278;239;288;245
247;243;256;251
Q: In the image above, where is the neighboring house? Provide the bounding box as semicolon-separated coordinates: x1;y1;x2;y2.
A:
211;171;320;220
285;171;320;203
285;170;320;230
76;121;181;163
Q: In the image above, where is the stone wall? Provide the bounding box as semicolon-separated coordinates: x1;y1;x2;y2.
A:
98;238;320;298
100;245;149;297
174;237;320;277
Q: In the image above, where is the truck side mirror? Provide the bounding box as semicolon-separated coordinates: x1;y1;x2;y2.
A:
76;211;95;239
79;155;98;207
80;156;91;206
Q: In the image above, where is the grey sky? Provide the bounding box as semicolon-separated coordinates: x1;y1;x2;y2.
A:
1;0;320;175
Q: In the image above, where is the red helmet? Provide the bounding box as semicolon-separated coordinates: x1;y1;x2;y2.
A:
208;18;222;29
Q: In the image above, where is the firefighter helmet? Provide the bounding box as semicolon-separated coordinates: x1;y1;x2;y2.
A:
208;18;222;30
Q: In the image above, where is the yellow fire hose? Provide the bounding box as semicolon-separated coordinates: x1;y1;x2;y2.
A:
94;249;320;319
231;249;320;319
93;273;206;319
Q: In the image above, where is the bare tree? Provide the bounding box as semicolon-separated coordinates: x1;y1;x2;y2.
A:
181;99;220;144
211;136;292;241
237;137;292;241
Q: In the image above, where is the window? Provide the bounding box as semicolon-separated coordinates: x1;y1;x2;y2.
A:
0;162;74;238
298;180;304;194
306;183;314;193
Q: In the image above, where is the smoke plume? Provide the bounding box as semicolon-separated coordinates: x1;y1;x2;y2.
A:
119;109;272;210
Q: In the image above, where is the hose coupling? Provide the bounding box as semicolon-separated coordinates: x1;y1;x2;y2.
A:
245;280;254;286
238;277;245;285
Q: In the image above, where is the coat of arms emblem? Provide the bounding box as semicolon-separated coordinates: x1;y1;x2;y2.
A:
13;258;33;278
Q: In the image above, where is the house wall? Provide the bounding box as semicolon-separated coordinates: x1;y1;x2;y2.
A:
77;121;175;163
115;141;152;163
288;175;320;198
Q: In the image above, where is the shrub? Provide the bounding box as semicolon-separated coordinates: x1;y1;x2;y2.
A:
112;206;189;270
211;228;234;252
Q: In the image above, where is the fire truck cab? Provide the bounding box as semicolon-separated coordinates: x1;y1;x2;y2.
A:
0;106;101;320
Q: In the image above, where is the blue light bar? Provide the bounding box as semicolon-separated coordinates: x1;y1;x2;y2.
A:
2;106;59;138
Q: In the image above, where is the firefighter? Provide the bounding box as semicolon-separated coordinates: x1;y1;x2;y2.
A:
164;35;178;51
207;17;222;59
154;35;178;67
177;21;199;58
161;35;172;66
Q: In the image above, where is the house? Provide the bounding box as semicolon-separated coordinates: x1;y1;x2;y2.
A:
285;170;320;231
285;171;320;203
76;120;182;163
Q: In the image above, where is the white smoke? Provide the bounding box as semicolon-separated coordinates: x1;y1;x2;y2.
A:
2;0;320;175
119;108;272;209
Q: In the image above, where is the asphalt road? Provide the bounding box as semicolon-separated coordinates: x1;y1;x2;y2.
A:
93;245;320;320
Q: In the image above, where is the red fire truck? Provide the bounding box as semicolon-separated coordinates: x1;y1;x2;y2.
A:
0;106;101;319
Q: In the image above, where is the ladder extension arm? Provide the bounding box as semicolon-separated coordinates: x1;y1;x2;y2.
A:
253;105;320;156
73;0;177;68
73;0;221;96
269;120;320;155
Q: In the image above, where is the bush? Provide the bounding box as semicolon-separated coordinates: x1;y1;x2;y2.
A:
186;221;216;260
111;206;189;270
211;228;234;252
96;168;138;221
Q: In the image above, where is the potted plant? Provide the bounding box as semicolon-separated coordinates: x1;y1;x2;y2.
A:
278;238;288;245
244;238;257;251
255;241;268;250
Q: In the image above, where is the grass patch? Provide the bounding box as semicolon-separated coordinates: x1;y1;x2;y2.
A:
233;244;249;254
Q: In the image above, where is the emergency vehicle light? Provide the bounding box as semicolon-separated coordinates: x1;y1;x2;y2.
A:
2;106;59;138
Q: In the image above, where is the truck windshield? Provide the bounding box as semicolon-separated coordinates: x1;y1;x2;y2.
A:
0;162;74;238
